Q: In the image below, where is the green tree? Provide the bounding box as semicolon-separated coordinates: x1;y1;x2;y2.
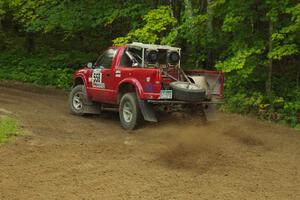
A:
113;6;177;45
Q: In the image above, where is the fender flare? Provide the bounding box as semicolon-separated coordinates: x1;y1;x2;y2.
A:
73;73;88;87
118;78;144;98
73;73;92;98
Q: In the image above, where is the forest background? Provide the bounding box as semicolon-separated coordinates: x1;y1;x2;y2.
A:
0;0;299;128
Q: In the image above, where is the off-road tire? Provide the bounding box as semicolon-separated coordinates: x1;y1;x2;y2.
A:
119;93;142;130
68;85;88;115
170;81;206;102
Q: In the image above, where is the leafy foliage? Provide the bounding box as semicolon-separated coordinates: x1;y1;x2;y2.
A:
113;6;177;45
0;0;6;20
0;0;300;128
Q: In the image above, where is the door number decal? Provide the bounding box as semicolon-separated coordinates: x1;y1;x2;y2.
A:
92;69;105;88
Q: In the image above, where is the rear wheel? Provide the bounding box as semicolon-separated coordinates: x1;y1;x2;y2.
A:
119;93;142;130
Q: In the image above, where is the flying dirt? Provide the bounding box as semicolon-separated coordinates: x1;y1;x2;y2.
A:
0;82;300;200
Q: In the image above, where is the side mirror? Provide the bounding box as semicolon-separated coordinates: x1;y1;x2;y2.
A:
87;62;93;68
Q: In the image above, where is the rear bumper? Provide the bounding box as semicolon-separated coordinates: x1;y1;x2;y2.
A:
147;99;223;104
141;92;224;104
140;92;161;100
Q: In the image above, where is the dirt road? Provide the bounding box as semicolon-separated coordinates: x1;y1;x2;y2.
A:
0;83;300;200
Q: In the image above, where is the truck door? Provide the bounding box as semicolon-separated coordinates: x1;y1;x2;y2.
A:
90;48;118;103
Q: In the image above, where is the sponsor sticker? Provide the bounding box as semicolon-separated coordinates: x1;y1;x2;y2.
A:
92;69;105;88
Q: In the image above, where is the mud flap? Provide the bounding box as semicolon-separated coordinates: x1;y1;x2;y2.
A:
79;93;101;114
203;104;218;121
83;105;101;114
138;99;158;122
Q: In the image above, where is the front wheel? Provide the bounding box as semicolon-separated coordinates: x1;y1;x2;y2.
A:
119;93;142;130
68;85;87;115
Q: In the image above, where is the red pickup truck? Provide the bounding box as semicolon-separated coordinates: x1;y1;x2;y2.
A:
69;43;224;130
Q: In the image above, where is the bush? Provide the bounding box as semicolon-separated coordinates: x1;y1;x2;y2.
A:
0;116;20;143
222;88;300;128
0;49;95;89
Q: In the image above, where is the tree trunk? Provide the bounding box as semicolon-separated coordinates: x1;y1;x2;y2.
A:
266;20;273;94
25;32;35;53
184;0;199;67
206;0;213;68
0;20;3;32
0;20;4;50
297;63;300;90
184;0;193;17
152;0;159;8
206;0;213;35
170;0;182;24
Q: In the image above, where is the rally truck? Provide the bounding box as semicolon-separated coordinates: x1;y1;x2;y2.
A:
68;42;224;130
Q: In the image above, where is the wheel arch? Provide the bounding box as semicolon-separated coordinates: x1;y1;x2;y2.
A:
117;79;143;104
73;75;87;88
